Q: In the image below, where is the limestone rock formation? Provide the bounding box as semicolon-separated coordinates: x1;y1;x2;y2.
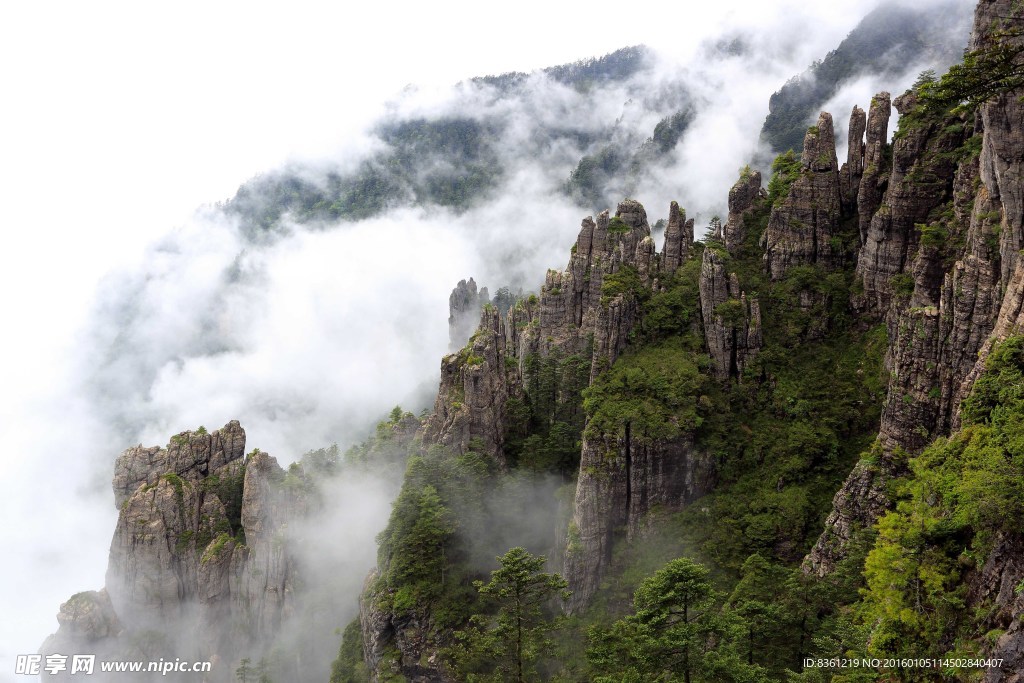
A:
112;421;245;509
564;432;713;612
448;277;486;351
724;170;764;254
808;0;1024;590
699;246;762;381
839;104;867;212
421;305;518;467
856;93;892;245
761;112;842;279
661;200;694;275
45;422;310;682
854;92;966;316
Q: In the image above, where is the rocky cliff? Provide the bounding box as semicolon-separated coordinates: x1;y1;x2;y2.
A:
761;112;843;280
43;422;313;681
806;0;1024;583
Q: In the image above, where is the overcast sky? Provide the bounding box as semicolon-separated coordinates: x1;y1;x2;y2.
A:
0;0;918;673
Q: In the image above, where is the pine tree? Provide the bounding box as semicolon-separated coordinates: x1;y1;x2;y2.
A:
450;547;569;682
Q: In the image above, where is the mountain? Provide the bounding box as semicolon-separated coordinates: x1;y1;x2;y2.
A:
40;1;1024;682
346;0;1024;679
760;0;973;156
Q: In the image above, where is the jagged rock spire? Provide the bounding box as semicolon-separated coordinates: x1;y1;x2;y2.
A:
448;277;485;351
761;111;842;279
661;201;694;274
724;169;764;253
857;92;892;246
699;247;762;380
839;104;867;212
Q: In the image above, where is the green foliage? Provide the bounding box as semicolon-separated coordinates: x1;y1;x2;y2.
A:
767;151;802;207
511;340;592;477
343;407;420;474
449;547;570;682
918;221;948;248
889;272;915;298
588;557;768;682
961;335;1024;426
606;215;631;234
376;481;457;616
683;320;887;573
854;336;1024;674
541;45;649;90
200;532;233;564
600;265;646;304
633;258;702;342
236;658;254;683
330;619;370;683
228;117;502;235
916;27;1024;116
567;146;626;209
200;465;246;543
582;341;707;445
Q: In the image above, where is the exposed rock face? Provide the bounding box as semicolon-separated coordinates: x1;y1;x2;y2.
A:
46;422;309;682
661;200;695;275
762;112;842;279
699;247;762;380
954;0;1024;419
360;572;449;683
971;533;1024;682
448;277;485;351
421;305;518;467
113;421;245;509
855;92;966;316
808;0;1024;585
423;200;659;468
802;458;892;577
724;171;764;253
41;590;122;649
564;432;713;613
807;123;993;573
372;198;709;664
856;93;892;245
839;105;867;212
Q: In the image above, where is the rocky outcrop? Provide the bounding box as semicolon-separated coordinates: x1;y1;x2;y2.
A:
113;421;245;509
839;105;867;213
41;590;122;650
424;199;660;466
699;247;762;381
856;93;892;245
448;278;486;351
762;112;842;279
724;171;764;254
564;430;714;613
806;122;992;574
808;0;1024;581
971;533;1024;682
421;305;518;467
661;201;695;275
854;92;966;316
377;198;705;658
45;423;312;682
360;571;449;683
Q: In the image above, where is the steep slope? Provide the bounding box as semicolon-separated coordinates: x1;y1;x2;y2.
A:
806;0;1024;579
760;0;971;155
352;1;1024;680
